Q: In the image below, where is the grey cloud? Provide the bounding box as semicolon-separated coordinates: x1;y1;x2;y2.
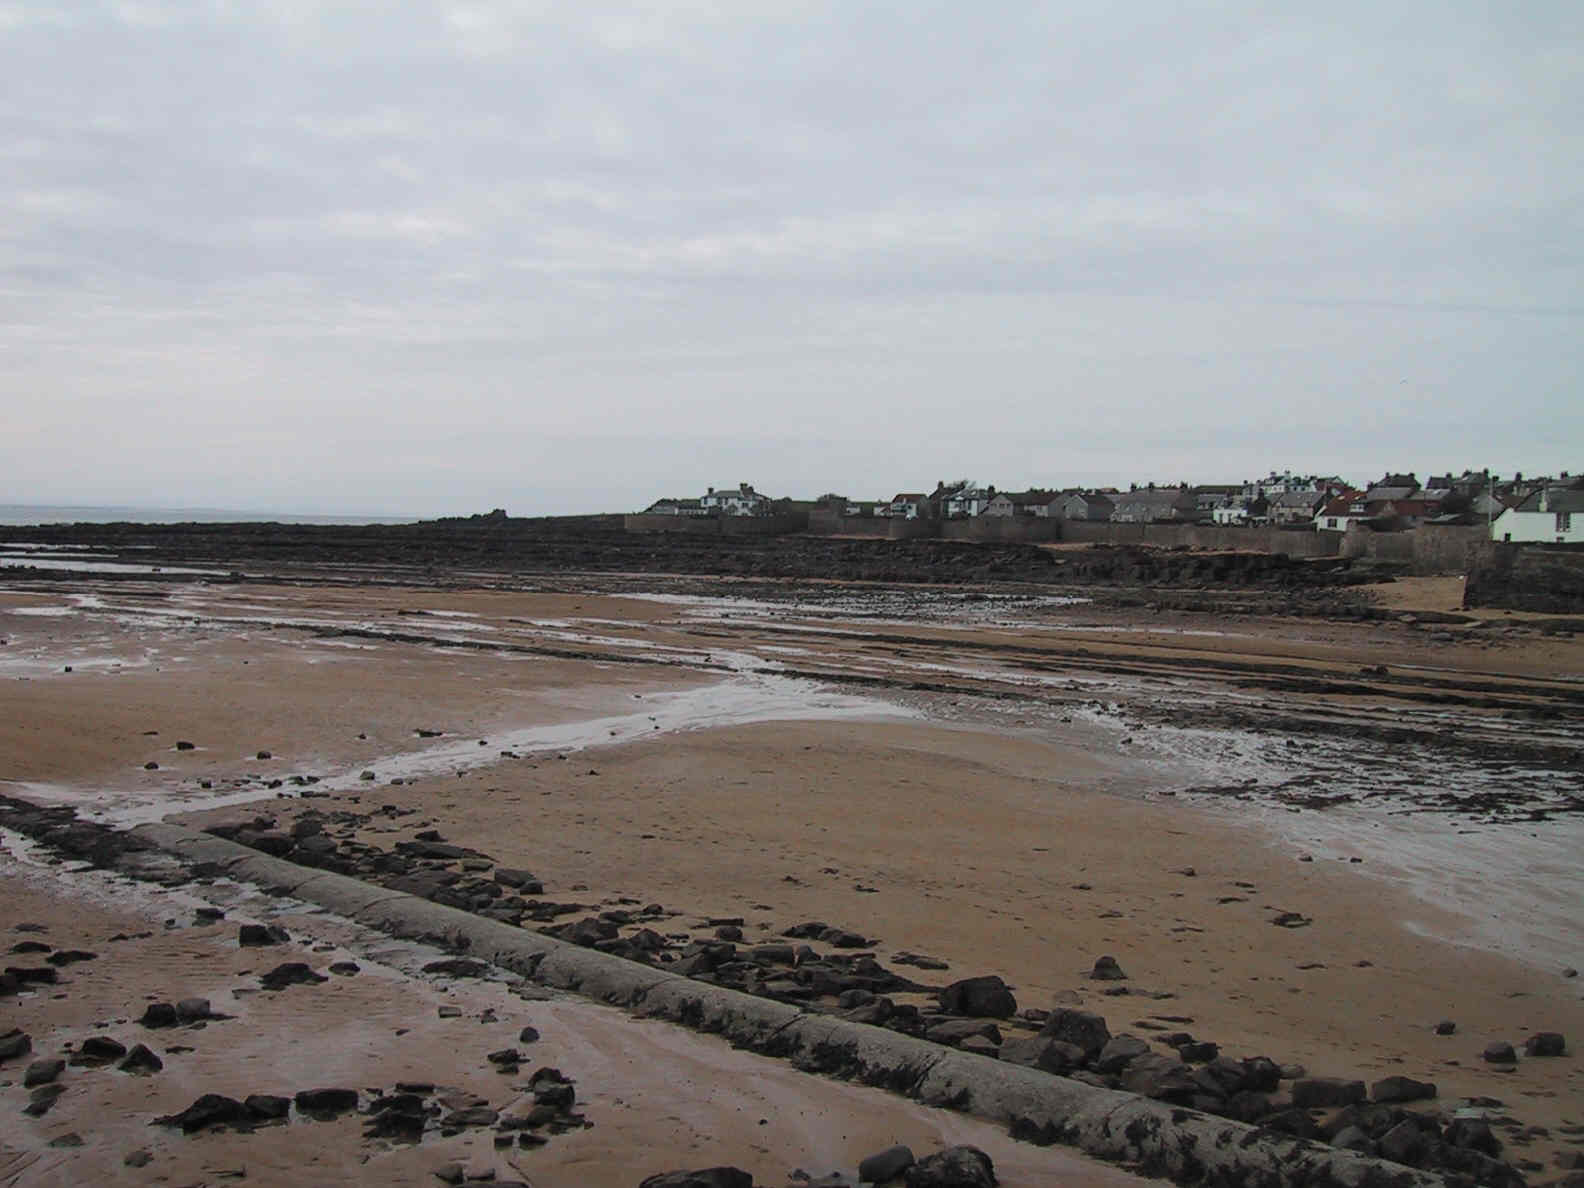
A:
2;1;1579;515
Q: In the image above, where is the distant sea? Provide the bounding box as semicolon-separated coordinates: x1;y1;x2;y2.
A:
0;504;416;527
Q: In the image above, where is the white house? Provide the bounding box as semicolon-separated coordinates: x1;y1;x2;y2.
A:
888;493;927;520
1314;494;1368;533
700;483;771;516
945;485;996;518
1491;486;1584;544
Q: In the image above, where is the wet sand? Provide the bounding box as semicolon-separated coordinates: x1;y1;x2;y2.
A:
3;577;1582;1183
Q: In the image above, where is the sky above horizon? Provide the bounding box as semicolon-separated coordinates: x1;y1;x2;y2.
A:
4;2;1580;518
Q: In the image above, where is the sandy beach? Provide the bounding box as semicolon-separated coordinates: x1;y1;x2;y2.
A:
2;573;1581;1186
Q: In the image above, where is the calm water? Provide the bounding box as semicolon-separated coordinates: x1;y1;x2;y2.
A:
0;504;414;527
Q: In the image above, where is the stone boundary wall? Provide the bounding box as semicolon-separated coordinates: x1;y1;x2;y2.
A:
798;515;1484;576
940;518;1062;544
1056;520;1341;557
129;821;1452;1188
1464;541;1584;612
623;512;809;536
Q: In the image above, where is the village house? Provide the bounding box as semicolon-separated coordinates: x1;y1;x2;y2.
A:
1314;492;1369;532
641;496;710;517
1242;471;1323;501
1491;484;1584;544
1048;491;1115;521
1111;488;1195;524
945;484;996;518
983;490;1055;517
1267;489;1327;525
1191;485;1242;517
887;492;927;520
700;483;772;516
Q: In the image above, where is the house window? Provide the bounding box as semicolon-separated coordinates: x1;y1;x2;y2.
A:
1558;512;1572;532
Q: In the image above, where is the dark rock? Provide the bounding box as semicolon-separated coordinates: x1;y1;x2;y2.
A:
139;1002;179;1028
25;1083;65;1116
518;1025;540;1044
295;1087;359;1117
329;961;360;976
1444;1117;1502;1156
1258;1108;1321;1140
534;1081;575;1110
1434;1020;1457;1035
1482;1041;1518;1063
259;962;328;990
1291;1077;1366;1108
1524;1032;1566;1056
158;1093;247;1132
1090;955;1126;981
1332;1125;1372;1153
76;1035;128;1064
175;740;196;750
244;831;296;857
938;975;1016;1019
1178;1041;1219;1063
422;958;489;978
6;966;58;986
1377;1119;1424;1164
1220;1091;1276;1123
245;1094;292;1120
998;1036;1085;1074
25;1057;65;1086
638;1171;755;1188
1371;1075;1436;1103
903;1145;996;1187
118;1043;164;1074
1240;1056;1282;1092
843;998;895;1026
1120;1052;1198;1102
1094;1035;1152;1074
494;868;543;893
821;928;869;948
239;925;293;956
176;997;212;1023
48;1132;83;1148
1192;1057;1249;1096
1038;1008;1110;1058
925;1019;1002;1047
442;1105;500;1128
124;1149;153;1167
860;1144;916;1183
45;949;97;967
0;1030;32;1061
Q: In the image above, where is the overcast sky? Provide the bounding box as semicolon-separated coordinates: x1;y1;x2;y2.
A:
3;2;1580;517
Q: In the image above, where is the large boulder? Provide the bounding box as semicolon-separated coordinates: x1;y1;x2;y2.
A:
1120;1052;1198;1102
998;1036;1085;1074
904;1146;996;1187
638;1171;754;1188
1037;1008;1110;1058
1371;1075;1436;1103
859;1144;915;1183
938;976;1016;1019
1291;1077;1366;1108
157;1093;248;1133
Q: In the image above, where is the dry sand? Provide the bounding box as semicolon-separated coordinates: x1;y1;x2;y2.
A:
3;578;1581;1184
